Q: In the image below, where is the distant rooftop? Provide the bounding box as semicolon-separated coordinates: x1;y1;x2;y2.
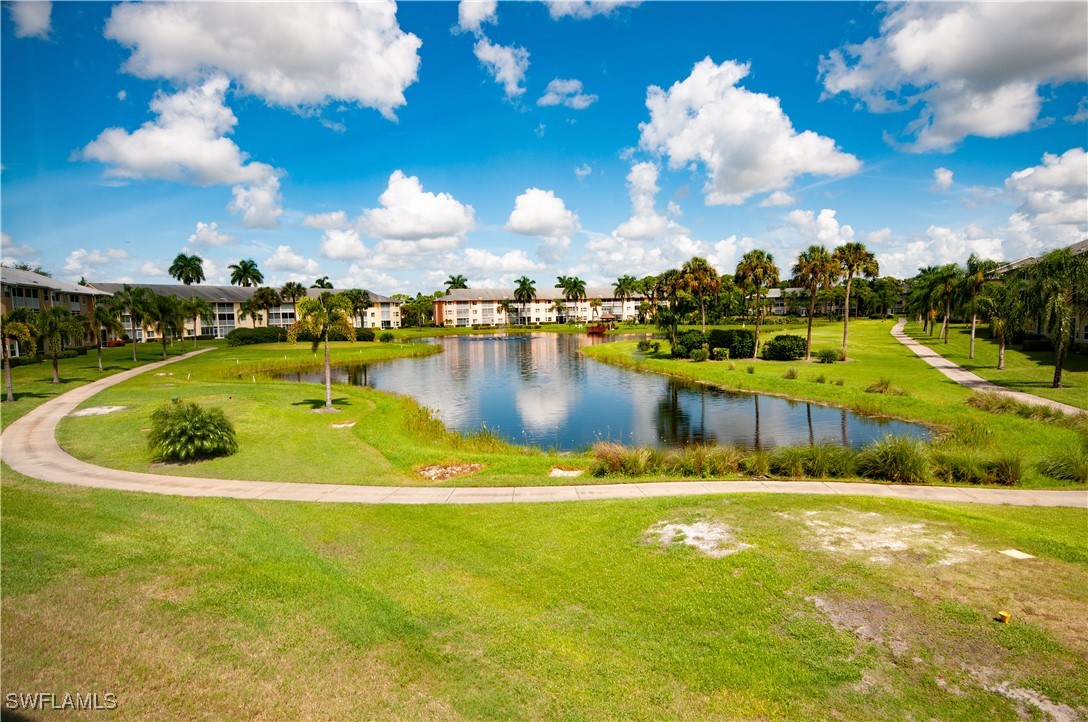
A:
438;287;645;302
88;283;397;304
1;266;111;296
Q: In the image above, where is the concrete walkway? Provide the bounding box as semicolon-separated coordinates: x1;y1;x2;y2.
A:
2;348;1085;508
890;319;1085;416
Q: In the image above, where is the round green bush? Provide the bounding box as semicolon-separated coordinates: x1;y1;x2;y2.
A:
148;400;238;462
815;348;839;364
671;329;706;359
690;348;709;362
379;331;395;343
762;334;807;361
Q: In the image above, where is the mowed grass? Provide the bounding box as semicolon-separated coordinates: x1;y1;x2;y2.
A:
584;319;1087;488
3;470;1086;720
903;320;1088;410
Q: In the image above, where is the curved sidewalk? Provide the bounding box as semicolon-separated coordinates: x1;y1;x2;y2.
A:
891;319;1085;416
2;348;1084;508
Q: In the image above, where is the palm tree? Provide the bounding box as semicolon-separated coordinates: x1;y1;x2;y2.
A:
906;266;940;335
342;288;372;330
589;297;603;321
280;281;307;321
228;259;264;287
931;263;962;344
168;253;205;285
735;250;779;359
978;276;1028;371
497;299;514;326
145;293;186;357
311;276;333;289
238;299;263;327
551;299;567;322
559;276;586;320
251;287;282;328
961;254;1000;359
1030;248;1088;388
833;242;879;359
86;297;124;370
112;284;150;362
288;292;355;410
792;245;839;361
445;274;468;292
182;297;212;348
612;274;639;321
2;309;38;402
36;306;86;383
514;276;537;325
679;257;721;333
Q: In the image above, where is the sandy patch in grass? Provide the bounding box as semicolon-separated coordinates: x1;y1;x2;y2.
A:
807;595;908;656
331;421;356;429
417;463;483;481
975;670;1084;722
70;406;130;417
549;468;584;478
790;510;982;566
644;519;752;558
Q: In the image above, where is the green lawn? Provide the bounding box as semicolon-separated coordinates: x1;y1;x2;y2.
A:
903;320;1088;410
3;469;1085;720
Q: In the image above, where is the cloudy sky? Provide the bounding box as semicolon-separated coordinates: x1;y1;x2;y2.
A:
2;1;1086;294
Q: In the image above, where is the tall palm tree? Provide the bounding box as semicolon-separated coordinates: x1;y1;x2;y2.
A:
833;242;879;360
551;299;567;322
932;263;962;344
445;274;468;292
612;274;639;321
560;276;586;320
792;245;839;361
961;254;1000;359
112;284;150;362
168;253;205;285
2;309;38;402
228;259;264;287
735;250;779;359
35;306;86;383
907;266;940;335
182;297;212;348
145;293;186;357
1031;247;1088;388
341;289;372;330
679;258;720;333
514;276;537;325
280;281;307;321
497;299;514;326
311;276;333;289
589;297;603;321
288;292;355;410
978;276;1028;371
638;275;659;320
251;287;282;328
87;297;124;370
238;299;263;327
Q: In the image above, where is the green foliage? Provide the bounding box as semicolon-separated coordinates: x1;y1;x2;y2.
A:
782;367;799;379
856;436;930;484
690;348;709;362
815;348;840;364
865;378;907;396
1039;445;1088;482
763;334;807;361
356;328;376;342
636;339;660;353
379;331;395;343
707;329;754;360
147;400;238;462
671;329;706;358
711;347;729;361
746;365;756;374
226;327;288;346
965;392;1068;423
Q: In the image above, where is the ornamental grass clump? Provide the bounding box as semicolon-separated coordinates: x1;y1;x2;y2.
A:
148;400;238;462
856;436;930;484
1039;445;1088;483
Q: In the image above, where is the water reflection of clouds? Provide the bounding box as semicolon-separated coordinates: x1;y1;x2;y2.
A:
516;383;576;434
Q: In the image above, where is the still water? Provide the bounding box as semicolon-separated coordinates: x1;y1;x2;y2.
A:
284;333;930;451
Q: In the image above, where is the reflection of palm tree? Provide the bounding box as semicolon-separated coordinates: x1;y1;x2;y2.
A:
807;404;814;445
753;394;761;450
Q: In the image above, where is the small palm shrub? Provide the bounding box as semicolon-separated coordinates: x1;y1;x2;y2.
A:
148;401;238;462
932;445;987;484
1039;445;1088;482
815;348;839;364
813;374;827;384
865;378;908;396
985;452;1023;486
746;365;756;375
740;449;771;476
379;331;395;343
783;367;799;380
834;378;845;386
691;348;709;362
637;339;660;353
856;436;930;484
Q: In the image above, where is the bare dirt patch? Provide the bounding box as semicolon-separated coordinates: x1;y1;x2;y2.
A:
807;595;908;656
417;463;483;481
644;519;752;558
549;467;585;478
330;421;356;429
70;406;130;417
789;510;982;566
975;671;1084;722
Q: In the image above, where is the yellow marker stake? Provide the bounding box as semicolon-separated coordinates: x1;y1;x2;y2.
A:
998;611;1011;624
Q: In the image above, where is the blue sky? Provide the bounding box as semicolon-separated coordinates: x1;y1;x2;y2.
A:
3;1;1086;295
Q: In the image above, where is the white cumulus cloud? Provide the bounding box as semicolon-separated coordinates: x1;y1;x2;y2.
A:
786;208;856;247
1003;147;1088;254
104;0;421;119
473;36;530;99
819;3;1088;150
265;245;321;276
574;163;592;180
877;225;1005;279
759;190;796;208
639;58;861;206
542;0;640;20
187;221;234;246
457;0;497;33
362;171;476;243
507;188;581;263
932;167;954;192
9;1;51;38
229;176;283;229
538;79;598;110
63;248;130;278
302;210;350;230
320;229;370;261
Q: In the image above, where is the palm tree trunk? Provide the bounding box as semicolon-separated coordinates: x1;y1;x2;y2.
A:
969;313;977;359
52;354;60;384
700;300;706;334
841;276;853;359
96;336;104;372
3;340;14;402
324;334;333;408
193;314;199;348
753;289;762;360
161;334;168;357
998;336;1006;370
942;296;951;343
1053;339;1066;389
805;294;815;361
131;316;138;362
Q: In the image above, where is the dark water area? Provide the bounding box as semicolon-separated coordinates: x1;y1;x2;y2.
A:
281;333;931;451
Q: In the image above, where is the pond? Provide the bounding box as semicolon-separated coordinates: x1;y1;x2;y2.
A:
282;333;931;451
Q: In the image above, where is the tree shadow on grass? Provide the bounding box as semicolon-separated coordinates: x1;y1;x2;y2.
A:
292;397;352;410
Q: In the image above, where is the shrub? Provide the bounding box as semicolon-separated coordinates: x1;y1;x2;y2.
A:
637;339;660;353
770;446;806;477
356;328;376;342
56;350;79;360
1039;445;1088;482
856;436;930;484
226;327;288;346
740;449;771;476
708;329;755;360
691;348;709;363
763;334;807;361
746;365;756;374
8;354;43;368
865;378;907;396
671;330;707;359
711;347;729;361
986;452;1023;486
783;367;799;380
834;378;845;386
147;400;238;462
932;445;988;484
815;348;839;364
379;331;395;343
966;392;1066;423
727;361;736;371
804;444;856;478
813;374;827;384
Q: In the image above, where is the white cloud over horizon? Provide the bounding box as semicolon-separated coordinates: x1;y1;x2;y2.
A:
9;1;51;39
507;187;581;263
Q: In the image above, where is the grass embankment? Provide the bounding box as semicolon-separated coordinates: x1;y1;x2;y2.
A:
54;340;571;487
3;470;1086;720
584;320;1087;488
903;320;1088;410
